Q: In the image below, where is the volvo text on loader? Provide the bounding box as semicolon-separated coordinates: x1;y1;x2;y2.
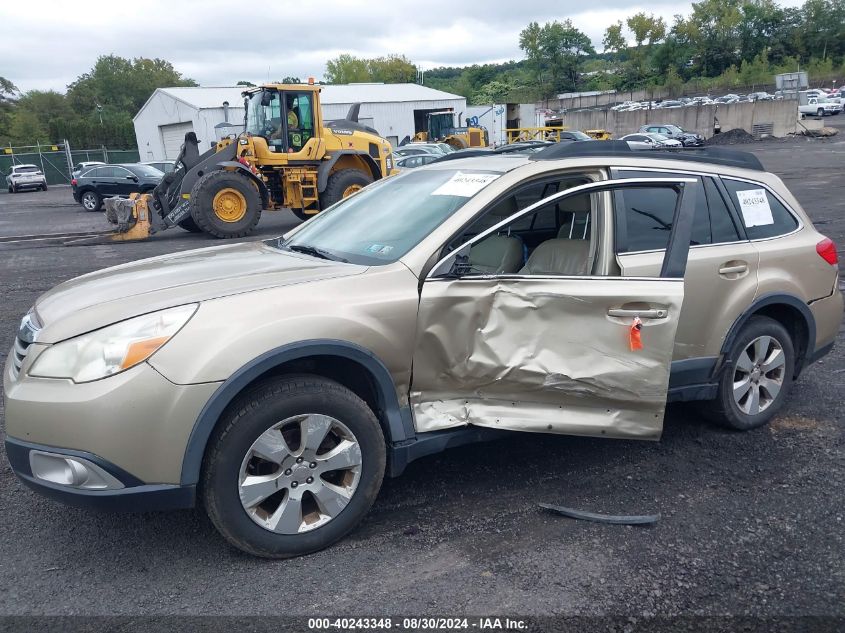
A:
125;83;395;239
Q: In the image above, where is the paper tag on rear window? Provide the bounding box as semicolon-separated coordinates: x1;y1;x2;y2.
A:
431;172;500;197
736;188;774;227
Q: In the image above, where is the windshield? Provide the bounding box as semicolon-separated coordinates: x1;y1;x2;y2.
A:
568;131;591;141
274;168;503;265
245;90;281;138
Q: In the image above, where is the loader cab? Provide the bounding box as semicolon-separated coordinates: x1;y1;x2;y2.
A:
243;85;320;157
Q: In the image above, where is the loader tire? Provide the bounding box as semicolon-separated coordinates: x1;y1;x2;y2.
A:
319;169;373;210
190;170;262;239
447;136;468;150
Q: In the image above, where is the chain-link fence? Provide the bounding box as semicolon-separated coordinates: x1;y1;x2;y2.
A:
1;141;140;185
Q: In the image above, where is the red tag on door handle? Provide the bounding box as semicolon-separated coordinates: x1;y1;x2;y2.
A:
629;316;643;351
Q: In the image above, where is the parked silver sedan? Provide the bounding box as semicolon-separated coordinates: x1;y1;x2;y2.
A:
620;133;684;150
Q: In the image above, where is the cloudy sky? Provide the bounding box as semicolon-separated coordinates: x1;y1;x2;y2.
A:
2;0;803;93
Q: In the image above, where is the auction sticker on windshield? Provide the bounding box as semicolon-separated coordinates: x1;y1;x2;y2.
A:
736;188;774;227
432;172;501;197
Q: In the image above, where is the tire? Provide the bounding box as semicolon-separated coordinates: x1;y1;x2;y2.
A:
817;108;825;117
41;183;48;191
703;316;795;431
190;170;262;238
319;168;374;210
447;136;469;150
80;190;101;212
178;216;203;232
201;375;386;558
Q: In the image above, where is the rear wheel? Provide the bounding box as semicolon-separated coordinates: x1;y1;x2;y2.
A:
190;170;262;238
704;316;794;430
41;183;48;191
817;108;825;117
81;190;101;212
201;375;386;558
319;169;373;210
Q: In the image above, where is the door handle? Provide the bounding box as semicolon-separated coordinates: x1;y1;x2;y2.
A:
607;308;667;319
718;263;748;275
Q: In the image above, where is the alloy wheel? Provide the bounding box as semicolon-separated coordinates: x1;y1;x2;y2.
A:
82;193;97;210
732;335;786;416
238;414;362;534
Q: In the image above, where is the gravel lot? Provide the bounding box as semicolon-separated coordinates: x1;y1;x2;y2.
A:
0;128;843;619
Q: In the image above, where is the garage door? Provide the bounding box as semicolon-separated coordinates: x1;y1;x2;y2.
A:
160;122;195;159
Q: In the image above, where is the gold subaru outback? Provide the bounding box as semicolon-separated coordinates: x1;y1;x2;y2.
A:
5;142;842;558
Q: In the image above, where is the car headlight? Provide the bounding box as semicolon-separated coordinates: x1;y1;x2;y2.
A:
29;304;197;383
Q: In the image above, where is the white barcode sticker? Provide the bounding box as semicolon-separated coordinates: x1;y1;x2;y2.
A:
736;188;774;227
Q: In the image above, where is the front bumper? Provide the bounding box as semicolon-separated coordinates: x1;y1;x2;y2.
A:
5;437;195;511
4;356;220;486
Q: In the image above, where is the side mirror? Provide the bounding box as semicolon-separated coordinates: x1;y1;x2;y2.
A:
260;91;273;107
127;175;138;182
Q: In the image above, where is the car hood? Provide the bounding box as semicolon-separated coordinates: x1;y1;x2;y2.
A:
32;241;367;343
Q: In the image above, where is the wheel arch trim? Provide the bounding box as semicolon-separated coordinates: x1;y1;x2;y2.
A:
180;339;412;486
719;292;816;376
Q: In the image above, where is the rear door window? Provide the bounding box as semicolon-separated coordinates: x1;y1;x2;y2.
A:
616;171;710;251
721;178;799;240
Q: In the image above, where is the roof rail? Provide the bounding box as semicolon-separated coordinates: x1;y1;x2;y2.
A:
430;142;553;164
530;140;764;171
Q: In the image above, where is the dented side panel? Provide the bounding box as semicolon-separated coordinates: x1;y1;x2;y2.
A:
410;276;684;439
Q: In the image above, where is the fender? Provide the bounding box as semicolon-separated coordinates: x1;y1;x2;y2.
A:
178;142;237;198
179;340;414;486
214;161;271;208
718;292;816;377
317;151;382;192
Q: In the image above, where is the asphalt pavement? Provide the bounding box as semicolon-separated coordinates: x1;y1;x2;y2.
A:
0;129;843;619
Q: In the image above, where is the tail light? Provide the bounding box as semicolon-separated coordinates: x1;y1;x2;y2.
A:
71;178;77;186
816;237;838;265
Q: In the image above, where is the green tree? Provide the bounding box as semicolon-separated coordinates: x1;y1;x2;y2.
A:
540;20;595;93
66;55;196;117
236;80;256;87
603;22;627;56
281;76;301;84
368;55;417;83
324;54;371;83
519;22;546;93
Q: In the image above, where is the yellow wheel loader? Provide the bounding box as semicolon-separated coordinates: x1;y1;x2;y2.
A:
410;111;489;150
119;84;395;240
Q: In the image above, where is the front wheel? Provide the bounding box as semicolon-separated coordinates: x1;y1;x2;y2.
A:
817;108;825;117
704;316;794;430
201;375;386;558
190;170;262;238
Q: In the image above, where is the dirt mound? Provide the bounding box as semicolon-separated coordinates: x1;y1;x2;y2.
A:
706;128;756;145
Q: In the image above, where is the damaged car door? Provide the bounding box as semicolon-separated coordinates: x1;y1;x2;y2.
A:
410;177;697;440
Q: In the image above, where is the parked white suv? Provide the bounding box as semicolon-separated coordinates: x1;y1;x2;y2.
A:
6;164;47;193
799;97;842;117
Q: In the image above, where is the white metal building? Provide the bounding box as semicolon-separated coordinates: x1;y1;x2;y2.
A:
133;83;467;160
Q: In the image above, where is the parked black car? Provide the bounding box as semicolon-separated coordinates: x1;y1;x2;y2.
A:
72;163;164;212
639;124;705;147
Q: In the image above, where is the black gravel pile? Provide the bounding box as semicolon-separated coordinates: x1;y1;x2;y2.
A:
706;128;756;145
